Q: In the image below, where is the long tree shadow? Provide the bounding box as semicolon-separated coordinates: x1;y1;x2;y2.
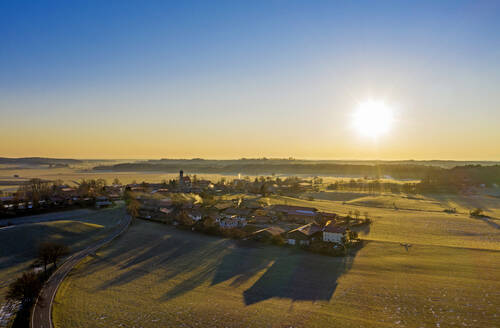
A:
210;239;365;305
95;230;227;291
79;219;366;306
159;240;273;302
0;220;109;271
211;241;275;288
473;215;500;230
157;236;365;305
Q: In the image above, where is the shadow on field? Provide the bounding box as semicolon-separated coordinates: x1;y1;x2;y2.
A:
0;221;107;272
353;222;371;236
93;231;227;291
473;216;500;230
431;193;493;213
242;247;361;305
209;240;364;305
89;220;365;305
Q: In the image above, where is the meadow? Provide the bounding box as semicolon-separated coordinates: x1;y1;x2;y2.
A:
0;205;126;304
53;193;500;328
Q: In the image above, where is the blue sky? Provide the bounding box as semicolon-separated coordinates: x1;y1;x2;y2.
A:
1;0;499;159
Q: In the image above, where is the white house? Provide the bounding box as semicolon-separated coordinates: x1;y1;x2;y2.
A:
322;221;347;244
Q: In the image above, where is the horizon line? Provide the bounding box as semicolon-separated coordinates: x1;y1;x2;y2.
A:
2;156;500;162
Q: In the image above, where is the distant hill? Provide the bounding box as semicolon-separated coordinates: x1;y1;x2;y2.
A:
0;157;83;165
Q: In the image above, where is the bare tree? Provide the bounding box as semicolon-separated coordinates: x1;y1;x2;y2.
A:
18;178;51;207
37;242;69;269
7;272;42;304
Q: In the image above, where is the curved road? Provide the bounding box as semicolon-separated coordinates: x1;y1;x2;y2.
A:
30;213;131;328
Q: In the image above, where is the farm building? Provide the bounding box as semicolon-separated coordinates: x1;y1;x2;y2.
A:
269;205;319;223
285;222;322;246
250;226;285;242
322;220;348;244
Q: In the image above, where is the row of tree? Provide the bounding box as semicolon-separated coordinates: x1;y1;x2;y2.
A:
6;242;69;326
327;179;418;194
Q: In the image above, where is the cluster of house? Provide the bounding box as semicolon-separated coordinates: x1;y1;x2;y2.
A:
130;171;350;246
248;205;348;246
126;170;321;197
136;193;350;246
126;172;214;194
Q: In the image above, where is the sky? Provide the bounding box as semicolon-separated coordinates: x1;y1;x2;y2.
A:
1;0;500;160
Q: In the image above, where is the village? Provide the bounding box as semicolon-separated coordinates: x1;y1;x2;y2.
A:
1;170;368;256
126;170;368;256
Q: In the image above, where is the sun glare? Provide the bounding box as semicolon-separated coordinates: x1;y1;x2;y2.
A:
353;100;394;138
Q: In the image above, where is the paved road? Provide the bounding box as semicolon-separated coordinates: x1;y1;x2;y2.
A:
31;213;131;328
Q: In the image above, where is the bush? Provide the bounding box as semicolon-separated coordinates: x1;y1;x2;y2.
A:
307;241;345;256
470;208;484;217
348;230;358;240
177;211;195;227
7;272;42;304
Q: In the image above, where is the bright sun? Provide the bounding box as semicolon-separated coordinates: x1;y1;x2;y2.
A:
353;100;394;138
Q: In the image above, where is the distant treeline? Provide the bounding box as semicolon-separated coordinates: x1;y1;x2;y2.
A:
418;165;500;191
0;157;83;165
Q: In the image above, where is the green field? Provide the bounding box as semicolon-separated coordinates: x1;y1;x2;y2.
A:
53;193;500;328
0;206;126;303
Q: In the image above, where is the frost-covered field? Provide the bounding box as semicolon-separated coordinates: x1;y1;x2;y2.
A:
54;214;500;328
0;206;125;305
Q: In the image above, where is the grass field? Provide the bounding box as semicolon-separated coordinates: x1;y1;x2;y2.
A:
265;194;500;251
53;194;500;328
0;205;126;303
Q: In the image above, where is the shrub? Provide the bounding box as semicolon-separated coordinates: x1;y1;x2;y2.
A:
307;241;345;256
470;208;484;217
7;272;42;304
